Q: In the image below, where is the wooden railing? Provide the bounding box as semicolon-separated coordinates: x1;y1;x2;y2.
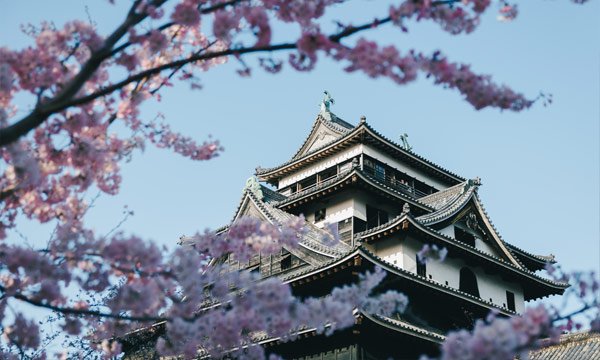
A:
362;164;428;198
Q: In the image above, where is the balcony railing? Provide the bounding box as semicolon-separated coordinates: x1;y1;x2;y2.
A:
362;164;428;198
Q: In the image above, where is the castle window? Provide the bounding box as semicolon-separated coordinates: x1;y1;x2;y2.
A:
366;205;388;229
298;175;317;191
319;167;337;183
506;291;516;311
281;253;292;271
416;254;426;277
459;267;480;298
315;207;326;222
374;163;385;181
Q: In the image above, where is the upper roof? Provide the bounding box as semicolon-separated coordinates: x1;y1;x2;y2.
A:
256;115;465;186
291;111;354;160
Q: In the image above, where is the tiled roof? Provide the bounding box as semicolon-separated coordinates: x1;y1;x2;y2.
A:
416;183;529;271
409;219;569;292
260;184;287;203
416;180;477;224
418;181;471;210
365;313;446;343
528;331;600;360
256;121;465;185
506;242;556;264
260;199;351;257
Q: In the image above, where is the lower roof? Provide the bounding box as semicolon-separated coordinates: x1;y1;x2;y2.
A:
528;331;600;360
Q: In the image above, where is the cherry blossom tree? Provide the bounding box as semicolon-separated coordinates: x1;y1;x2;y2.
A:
0;0;595;359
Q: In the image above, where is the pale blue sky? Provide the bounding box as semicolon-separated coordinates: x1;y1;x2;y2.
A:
2;0;598;279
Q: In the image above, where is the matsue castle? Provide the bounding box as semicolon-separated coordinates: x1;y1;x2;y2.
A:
124;95;590;359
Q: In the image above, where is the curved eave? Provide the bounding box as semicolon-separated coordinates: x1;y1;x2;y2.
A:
507;243;556;271
257;312;445;349
286;248;517;316
356;215;569;301
416;183;477;225
276;168;433;213
361;313;446;344
256;123;465;186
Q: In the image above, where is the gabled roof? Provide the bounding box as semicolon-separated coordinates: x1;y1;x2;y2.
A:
414;180;526;269
256;120;465;186
418;183;555;272
291;111;354;160
222;186;351;263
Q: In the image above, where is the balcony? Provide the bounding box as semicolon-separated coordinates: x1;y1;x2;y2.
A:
362;164;429;198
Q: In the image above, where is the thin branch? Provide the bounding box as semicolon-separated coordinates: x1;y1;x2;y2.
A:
0;284;166;323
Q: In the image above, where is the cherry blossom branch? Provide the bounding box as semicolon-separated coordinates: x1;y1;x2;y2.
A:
0;0;167;146
0;7;402;147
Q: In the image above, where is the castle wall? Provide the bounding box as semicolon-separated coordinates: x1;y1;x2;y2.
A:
366;235;525;313
279;145;362;189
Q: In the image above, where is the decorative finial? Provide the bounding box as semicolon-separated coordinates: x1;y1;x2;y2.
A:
402;203;411;214
360;115;366;123
473;177;482;186
244;176;263;199
399;133;412;152
320;91;335;113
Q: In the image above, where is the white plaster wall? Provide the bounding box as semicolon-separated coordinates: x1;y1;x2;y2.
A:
352;190;402;221
278;145;362;189
373;237;404;268
438;225;455;238
314;197;354;228
475;238;502;258
362;145;449;190
376;236;525;313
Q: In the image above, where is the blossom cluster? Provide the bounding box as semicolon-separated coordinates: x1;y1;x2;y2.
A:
417;243;448;264
431;305;556;360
